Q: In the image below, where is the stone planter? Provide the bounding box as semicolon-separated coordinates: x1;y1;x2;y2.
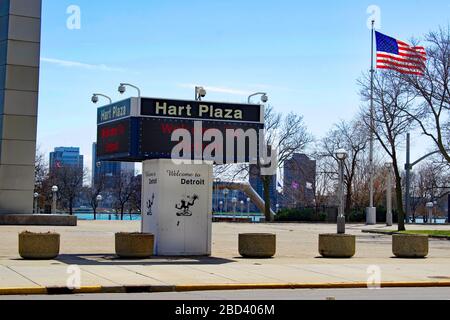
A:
19;231;60;260
239;233;276;258
393;234;429;258
115;233;154;259
319;234;356;258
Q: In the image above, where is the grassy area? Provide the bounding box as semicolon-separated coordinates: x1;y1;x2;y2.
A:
399;230;450;237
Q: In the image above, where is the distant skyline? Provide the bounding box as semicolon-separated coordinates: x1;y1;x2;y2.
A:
37;0;450;176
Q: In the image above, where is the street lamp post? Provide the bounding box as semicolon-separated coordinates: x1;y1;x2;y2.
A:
232;197;238;222
385;163;393;227
219;201;223;213
33;193;39;214
276;204;280;214
433;201;438;224
91;93;112;105
248;92;269;104
214;178;221;212
223;189;229;213
335;149;348;234
51;186;58;215
240;200;244;216
426;202;434;225
247;197;251;220
95;195;103;221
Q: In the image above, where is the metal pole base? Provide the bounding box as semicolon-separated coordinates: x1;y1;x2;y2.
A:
366;207;376;225
337;216;346;234
386;212;393;227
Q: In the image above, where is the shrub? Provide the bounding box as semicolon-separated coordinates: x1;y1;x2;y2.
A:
275;208;327;222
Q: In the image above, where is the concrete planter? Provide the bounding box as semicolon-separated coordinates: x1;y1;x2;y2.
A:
393;234;429;258
319;234;356;258
19;231;60;260
115;233;154;259
239;233;276;258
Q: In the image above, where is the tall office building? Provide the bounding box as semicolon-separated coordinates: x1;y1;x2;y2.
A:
249;164;278;211
49;147;84;173
283;153;316;208
91;142;135;188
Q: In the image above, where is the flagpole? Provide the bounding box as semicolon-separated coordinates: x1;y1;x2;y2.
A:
367;19;376;224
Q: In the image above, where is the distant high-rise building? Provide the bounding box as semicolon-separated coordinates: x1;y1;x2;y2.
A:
283;153;316;208
92;143;135;188
249;164;278;211
49;147;84;174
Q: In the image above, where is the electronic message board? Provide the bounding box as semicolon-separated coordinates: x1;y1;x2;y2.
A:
139;117;263;163
96;97;265;163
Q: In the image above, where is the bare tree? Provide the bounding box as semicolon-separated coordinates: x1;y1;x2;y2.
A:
359;70;416;231
34;147;48;193
111;172;136;220
311;154;338;209
322;118;369;214
214;105;313;222
51;166;86;215
128;174;142;215
85;172;106;220
400;27;450;163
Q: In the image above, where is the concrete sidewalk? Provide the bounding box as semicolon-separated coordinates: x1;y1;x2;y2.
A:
0;221;450;295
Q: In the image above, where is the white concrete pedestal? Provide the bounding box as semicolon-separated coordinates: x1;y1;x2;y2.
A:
141;159;213;256
366;207;377;225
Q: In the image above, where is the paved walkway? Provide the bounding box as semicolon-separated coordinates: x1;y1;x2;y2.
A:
0;221;449;295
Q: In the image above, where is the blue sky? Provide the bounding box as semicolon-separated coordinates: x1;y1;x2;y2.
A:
37;0;450;174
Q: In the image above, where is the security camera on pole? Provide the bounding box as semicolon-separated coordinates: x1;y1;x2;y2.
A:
91;93;112;105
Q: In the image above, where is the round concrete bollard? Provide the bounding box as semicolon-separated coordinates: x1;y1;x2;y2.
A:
319;234;356;258
115;233;154;259
393;234;429;258
19;231;60;260
239;233;276;258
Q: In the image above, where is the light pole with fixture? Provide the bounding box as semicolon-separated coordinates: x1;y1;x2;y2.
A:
195;86;207;101
33;193;39;214
232;197;238;222
51;185;58;215
223;188;229;213
118;83;141;97
247;197;251;219
385;162;393;226
433;201;438;224
91;93;112;105
426;202;434;224
95;195;103;221
335;149;348;234
248;92;269;104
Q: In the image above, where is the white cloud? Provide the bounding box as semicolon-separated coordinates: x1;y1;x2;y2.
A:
41;57;127;72
178;83;251;96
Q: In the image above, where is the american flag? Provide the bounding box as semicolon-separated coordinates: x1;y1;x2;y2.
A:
375;31;427;76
